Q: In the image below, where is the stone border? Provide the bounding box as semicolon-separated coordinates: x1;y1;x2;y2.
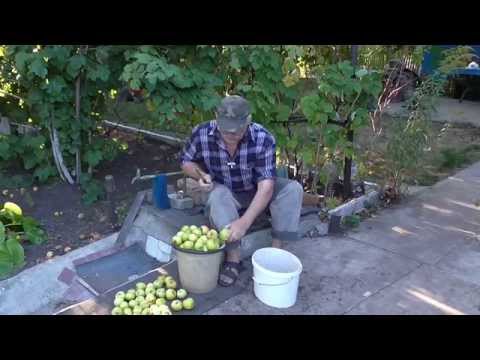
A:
313;187;380;236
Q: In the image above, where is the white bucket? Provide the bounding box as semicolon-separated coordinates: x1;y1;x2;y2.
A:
252;247;303;309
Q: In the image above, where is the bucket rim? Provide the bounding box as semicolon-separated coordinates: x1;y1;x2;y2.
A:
252;247;303;278
173;243;225;255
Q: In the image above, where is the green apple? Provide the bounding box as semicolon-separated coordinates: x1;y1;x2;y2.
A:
188;233;198;242
136;295;145;304
145;293;156;304
182;241;194;250
181;225;190;233
172;236;183;247
159;304;172;315
182;232;190;241
115;291;125;299
145;287;156;295
176;232;184;240
111;307;123;315
207;229;218;239
201;225;209;235
207;239;219;251
123;307;133;315
190;225;198;232
192;228;202;236
150;304;161;315
155;298;167;306
135;282;146;290
153;280;162;289
156;288;166;298
135;289;145;297
139;300;149;309
171;300;183;312
126;290;136;300
156;275;166;286
176;289;188;299
128;299;137;308
165;277;177;289
133;306;142;315
114;297;123;307
141;308;150;315
119;301;129;309
182;297;195;310
199;235;208;243
194;241;204;251
220;228;231;242
165;288;177;300
127;288;136;294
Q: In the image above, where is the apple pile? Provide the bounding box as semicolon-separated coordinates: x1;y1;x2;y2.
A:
110;274;195;315
172;225;230;253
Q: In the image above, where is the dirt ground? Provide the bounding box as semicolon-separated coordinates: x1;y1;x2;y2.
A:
356;115;480;187
0;131;182;271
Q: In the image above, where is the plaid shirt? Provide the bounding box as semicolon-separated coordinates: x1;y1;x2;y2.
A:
180;120;276;193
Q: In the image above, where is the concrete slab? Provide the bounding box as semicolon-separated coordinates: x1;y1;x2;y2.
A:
434;241;480;287
0;233;118;315
207;236;420;315
347;206;469;265
346;264;480;315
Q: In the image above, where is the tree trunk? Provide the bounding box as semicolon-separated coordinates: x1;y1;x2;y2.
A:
343;45;359;200
343;129;354;200
75;75;81;184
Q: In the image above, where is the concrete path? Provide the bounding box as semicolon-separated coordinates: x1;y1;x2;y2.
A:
208;162;480;315
384;97;480;127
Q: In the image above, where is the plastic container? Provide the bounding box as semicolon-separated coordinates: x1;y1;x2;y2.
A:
252;247;303;308
175;245;225;294
153;175;170;209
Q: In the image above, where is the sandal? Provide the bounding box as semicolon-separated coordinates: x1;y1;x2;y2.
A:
218;261;243;287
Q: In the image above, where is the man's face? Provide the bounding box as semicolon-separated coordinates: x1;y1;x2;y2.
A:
219;125;248;147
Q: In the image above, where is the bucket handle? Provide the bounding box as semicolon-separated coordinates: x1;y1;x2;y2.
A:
252;276;296;287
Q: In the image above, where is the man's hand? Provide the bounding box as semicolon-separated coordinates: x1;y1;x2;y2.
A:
198;173;213;192
227;218;250;243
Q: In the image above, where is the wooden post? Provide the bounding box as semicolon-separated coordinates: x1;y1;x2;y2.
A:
105;175;118;228
75;74;81;184
343;45;359;200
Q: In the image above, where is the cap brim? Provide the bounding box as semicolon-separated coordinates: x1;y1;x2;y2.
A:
216;117;244;132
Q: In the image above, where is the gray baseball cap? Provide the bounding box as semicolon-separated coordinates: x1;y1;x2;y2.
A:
215;95;251;133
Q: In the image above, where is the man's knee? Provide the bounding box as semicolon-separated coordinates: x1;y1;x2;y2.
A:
279;179;303;202
206;184;235;206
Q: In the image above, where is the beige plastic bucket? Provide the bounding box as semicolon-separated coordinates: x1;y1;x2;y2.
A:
175;246;225;294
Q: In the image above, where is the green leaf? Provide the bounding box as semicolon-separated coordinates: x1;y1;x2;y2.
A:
33;165;56;183
85;150;103;168
0;222;4;244
276;104;291;122
0;255;13;278
66;54;86;78
6;238;24;267
14;52;31;73
29;58;48;78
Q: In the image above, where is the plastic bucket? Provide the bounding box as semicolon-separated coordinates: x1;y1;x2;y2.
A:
175;245;224;294
252;248;303;308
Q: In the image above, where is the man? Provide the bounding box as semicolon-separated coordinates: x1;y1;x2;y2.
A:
180;95;303;287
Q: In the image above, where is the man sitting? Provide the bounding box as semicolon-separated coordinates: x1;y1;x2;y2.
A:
180;95;303;287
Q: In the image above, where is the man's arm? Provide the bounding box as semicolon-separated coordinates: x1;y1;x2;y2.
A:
228;179;274;242
181;161;208;182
